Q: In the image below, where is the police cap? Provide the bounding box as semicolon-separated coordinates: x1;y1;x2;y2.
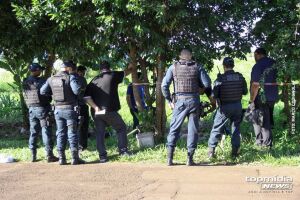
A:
29;63;45;72
223;57;234;68
63;60;76;69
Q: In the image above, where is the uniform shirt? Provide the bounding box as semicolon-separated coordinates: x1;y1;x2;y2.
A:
126;83;147;111
23;75;51;106
40;71;81;97
70;73;87;106
161;62;211;102
84;71;124;112
251;57;278;102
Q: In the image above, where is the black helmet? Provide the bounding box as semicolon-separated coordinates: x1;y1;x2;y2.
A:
223;57;234;68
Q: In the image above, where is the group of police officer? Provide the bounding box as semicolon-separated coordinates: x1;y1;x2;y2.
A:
23;60;133;165
23;61;89;164
22;47;277;166
162;48;277;166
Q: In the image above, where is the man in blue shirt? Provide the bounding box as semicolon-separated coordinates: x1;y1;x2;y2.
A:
249;48;278;148
162;49;213;166
126;72;147;129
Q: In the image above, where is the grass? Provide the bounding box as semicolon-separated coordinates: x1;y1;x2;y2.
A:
0;56;299;166
1;128;299;166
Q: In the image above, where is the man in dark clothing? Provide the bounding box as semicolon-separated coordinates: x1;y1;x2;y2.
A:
84;61;133;163
40;61;85;165
208;57;248;158
161;49;213;166
249;48;278;148
22;63;58;163
69;65;90;151
126;72;147;129
76;65;89;150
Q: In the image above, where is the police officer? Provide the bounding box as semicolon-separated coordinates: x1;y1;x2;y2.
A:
207;57;248;158
161;49;213;166
40;61;85;165
76;65;89;151
84;61;132;163
22;63;58;162
249;48;278;148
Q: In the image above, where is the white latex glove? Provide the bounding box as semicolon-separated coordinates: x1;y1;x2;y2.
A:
168;102;175;110
248;102;255;111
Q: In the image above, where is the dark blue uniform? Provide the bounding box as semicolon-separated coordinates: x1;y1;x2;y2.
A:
162;60;212;165
208;69;247;157
22;75;56;162
41;71;82;164
77;74;89;151
251;57;278;147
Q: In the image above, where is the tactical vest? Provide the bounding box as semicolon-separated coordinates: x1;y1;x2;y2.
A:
23;78;50;107
173;61;199;94
219;72;244;103
49;72;77;106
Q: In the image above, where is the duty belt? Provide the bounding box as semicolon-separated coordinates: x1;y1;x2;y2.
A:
28;104;49;108
176;95;197;100
55;105;75;109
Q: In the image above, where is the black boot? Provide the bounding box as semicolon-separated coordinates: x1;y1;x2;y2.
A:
186;152;195;166
208;147;215;159
31;149;37;162
58;151;67;165
46;151;59;163
231;147;240;158
99;155;108;163
167;147;175;166
71;151;85;165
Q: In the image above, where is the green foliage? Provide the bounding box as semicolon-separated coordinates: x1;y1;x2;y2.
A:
136;109;156;133
252;0;300;82
0;93;22;123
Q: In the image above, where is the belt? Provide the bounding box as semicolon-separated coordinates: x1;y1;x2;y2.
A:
28;104;49;108
176;96;197;99
55;105;75;109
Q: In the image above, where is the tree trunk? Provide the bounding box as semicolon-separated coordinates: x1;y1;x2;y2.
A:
139;56;153;106
15;73;29;130
155;54;166;141
282;76;292;134
44;52;55;78
129;43;144;112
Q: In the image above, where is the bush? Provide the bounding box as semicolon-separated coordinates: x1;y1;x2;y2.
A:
0;93;22;123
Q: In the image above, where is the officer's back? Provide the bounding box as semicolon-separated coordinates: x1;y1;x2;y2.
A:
40;61;84;165
208;57;248;158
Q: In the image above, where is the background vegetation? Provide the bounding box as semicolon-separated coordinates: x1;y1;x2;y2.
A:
0;1;299;165
0;56;299;166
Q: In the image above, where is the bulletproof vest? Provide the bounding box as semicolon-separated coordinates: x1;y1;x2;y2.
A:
173;61;199;94
23;77;51;107
219;71;244;103
49;72;77;106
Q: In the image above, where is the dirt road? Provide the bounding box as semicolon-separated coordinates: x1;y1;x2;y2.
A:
0;162;299;200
